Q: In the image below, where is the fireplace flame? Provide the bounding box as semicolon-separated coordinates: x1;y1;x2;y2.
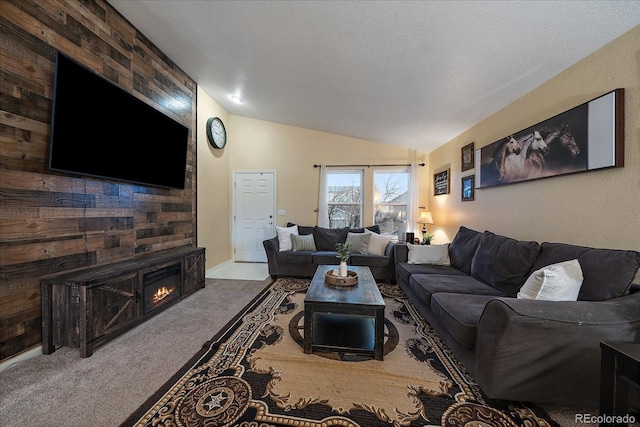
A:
153;286;175;304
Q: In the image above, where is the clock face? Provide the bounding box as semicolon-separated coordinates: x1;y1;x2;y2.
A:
206;117;227;149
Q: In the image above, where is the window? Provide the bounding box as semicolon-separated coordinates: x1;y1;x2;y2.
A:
373;168;409;234
326;170;362;228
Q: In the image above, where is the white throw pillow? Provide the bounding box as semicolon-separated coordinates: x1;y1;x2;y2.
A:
365;230;393;256
407;244;450;265
276;225;298;251
517;259;584;301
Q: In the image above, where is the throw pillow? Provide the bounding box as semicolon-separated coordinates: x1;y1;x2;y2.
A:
470;232;540;296
517;259;584;301
346;232;370;254
291;233;316;251
448;226;484;275
531;242;640;301
286;222;314;235
276;225;298;251
349;225;381;234
407;244;451;265
365;230;394;256
313;226;350;251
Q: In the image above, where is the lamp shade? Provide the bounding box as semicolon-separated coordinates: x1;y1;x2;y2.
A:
418;211;433;224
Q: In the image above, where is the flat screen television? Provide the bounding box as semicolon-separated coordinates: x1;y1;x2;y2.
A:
49;52;189;189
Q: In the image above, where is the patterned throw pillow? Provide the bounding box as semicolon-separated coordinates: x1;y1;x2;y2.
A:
291;234;316;251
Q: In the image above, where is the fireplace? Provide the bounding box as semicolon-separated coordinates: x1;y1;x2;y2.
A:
143;263;182;314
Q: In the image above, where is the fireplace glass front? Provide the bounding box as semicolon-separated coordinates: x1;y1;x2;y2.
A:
143;263;182;314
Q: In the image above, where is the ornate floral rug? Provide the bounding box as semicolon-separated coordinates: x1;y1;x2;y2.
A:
122;278;558;427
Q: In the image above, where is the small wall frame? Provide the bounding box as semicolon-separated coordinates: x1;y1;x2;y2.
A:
461;175;475;201
461;142;474;172
434;169;450;195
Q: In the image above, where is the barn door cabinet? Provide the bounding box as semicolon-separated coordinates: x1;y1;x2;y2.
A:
42;246;205;357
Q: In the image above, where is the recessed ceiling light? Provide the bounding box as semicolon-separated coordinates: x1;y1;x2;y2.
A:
230;95;243;104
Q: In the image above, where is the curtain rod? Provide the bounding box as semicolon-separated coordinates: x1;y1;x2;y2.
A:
313;163;425;168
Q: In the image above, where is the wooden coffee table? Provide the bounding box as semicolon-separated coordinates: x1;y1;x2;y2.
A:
304;265;385;360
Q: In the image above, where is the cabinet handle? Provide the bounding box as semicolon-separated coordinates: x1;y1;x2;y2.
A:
135;289;141;303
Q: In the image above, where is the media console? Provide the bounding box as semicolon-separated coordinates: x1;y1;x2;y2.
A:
41;246;205;357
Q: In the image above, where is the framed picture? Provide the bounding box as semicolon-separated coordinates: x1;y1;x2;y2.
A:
461;175;475;201
461;142;474;171
476;89;624;188
434;169;450;195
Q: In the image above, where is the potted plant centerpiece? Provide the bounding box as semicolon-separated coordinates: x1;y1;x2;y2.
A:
336;242;351;277
422;231;434;245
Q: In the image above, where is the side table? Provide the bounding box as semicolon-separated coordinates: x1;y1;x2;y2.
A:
599;341;640;426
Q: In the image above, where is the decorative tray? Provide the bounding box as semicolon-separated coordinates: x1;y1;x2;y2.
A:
325;270;358;287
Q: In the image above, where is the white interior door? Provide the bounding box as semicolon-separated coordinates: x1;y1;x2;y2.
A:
233;171;275;262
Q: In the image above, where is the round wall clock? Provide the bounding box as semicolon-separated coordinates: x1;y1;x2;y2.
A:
206;117;227;149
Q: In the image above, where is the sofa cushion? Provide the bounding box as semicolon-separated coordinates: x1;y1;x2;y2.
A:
313;226;349;251
312;251;340;265
396;262;466;286
291;233;316;251
431;293;497;348
350;254;389;268
531;242;640;301
409;274;505;307
277;250;313;264
471;232;540;296
448;226;484;275
407;244;450;265
346;232;371;254
517;259;583;301
276;225;298;251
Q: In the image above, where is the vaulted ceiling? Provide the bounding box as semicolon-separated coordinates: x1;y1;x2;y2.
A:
108;1;640;153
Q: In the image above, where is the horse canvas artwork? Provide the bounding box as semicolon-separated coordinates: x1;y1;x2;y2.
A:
477;89;624;189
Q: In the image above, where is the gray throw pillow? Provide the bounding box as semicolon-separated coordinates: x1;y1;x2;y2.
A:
346;232;370;254
313;226;349;251
291;234;316;251
471;232;540;296
449;226;484;275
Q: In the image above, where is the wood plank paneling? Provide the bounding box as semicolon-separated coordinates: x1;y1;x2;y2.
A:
0;0;197;361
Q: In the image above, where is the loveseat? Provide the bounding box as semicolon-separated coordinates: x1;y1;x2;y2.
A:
394;226;640;407
263;223;396;281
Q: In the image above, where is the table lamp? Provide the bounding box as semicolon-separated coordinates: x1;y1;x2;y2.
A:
417;211;434;244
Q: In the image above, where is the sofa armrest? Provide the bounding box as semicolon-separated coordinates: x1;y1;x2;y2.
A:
392;243;408;284
393;242;408;263
475;293;640;405
263;236;280;278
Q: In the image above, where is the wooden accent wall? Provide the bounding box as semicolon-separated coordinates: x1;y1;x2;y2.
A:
0;0;198;361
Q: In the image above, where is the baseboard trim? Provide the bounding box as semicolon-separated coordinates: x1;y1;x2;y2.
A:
0;345;42;374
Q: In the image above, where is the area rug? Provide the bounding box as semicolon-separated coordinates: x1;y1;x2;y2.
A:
122;278;558;427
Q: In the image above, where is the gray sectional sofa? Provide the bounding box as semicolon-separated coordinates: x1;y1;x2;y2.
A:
394;226;640;406
263;224;396;281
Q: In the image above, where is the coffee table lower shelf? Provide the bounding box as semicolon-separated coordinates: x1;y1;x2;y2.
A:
303;265;385;361
309;312;376;355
